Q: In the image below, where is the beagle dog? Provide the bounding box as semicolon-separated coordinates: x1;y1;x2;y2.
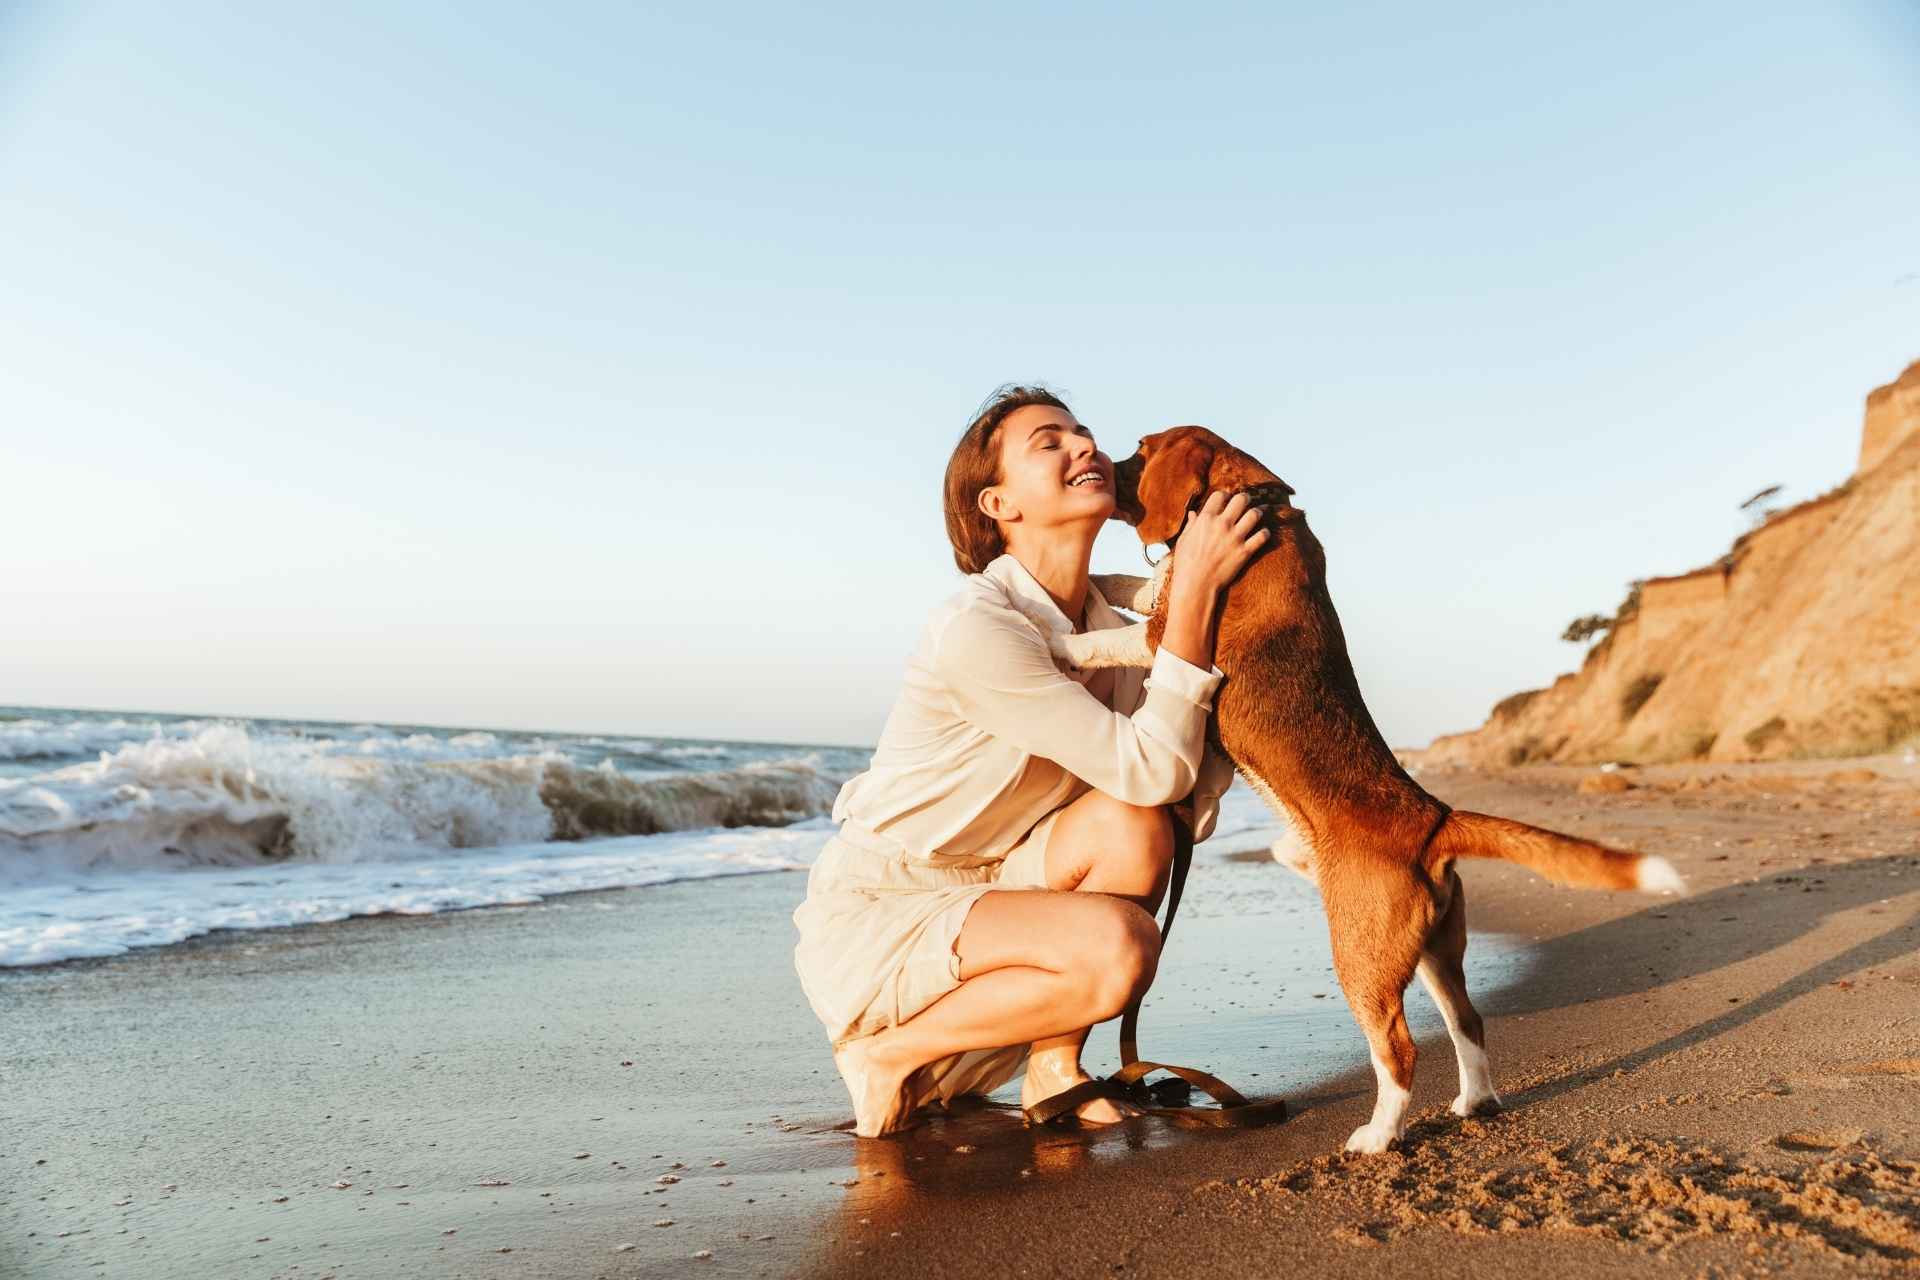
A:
1017;426;1684;1153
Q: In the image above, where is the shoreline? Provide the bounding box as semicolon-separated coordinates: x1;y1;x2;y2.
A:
4;755;1917;1278
0;816;1389;1279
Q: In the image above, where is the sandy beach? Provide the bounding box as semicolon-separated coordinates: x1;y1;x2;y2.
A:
8;8;1916;1279
5;756;1917;1279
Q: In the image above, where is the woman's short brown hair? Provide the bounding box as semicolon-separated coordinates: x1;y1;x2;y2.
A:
942;383;1071;575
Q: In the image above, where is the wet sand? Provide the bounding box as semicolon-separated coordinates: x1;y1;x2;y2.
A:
2;808;1387;1278
4;756;1918;1278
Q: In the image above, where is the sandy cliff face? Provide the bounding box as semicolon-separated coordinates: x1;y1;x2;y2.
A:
1862;358;1920;474
1415;358;1920;767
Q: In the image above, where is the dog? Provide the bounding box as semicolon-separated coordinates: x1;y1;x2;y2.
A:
1015;426;1685;1153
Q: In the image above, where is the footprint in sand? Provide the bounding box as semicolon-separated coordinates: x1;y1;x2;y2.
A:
1773;1128;1867;1151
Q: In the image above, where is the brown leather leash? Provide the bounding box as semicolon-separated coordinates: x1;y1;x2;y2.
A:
1022;812;1290;1129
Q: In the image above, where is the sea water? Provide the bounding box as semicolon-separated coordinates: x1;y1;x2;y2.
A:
0;705;1295;967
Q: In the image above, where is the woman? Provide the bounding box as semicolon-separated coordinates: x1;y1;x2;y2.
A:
792;385;1269;1136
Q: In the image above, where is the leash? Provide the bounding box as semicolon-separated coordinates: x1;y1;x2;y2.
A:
1023;812;1290;1129
1031;482;1297;1129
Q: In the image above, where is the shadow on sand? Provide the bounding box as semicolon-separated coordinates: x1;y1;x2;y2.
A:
812;853;1917;1194
1475;851;1919;1107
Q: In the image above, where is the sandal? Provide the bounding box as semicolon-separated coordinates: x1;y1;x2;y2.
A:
1108;812;1291;1129
1015;814;1291;1132
1021;1075;1143;1128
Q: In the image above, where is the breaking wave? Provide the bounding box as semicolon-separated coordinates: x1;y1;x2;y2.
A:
0;724;846;884
0;715;183;764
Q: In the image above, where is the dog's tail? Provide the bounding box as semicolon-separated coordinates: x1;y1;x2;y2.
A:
1430;810;1686;895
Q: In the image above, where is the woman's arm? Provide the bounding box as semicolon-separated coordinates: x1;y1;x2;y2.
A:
935;491;1269;808
935;603;1221;808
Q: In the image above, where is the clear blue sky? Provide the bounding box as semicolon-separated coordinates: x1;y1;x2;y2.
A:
4;1;1917;748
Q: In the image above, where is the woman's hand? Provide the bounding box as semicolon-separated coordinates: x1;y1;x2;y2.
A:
1173;491;1271;598
1155;491;1270;673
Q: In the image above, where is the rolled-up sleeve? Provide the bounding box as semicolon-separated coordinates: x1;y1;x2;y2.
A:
934;605;1223;808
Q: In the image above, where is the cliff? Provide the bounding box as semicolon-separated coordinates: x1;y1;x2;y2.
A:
1414;357;1920;767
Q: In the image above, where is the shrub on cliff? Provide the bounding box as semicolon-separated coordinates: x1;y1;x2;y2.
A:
1561;614;1612;644
1562;577;1650;648
1616;579;1646;620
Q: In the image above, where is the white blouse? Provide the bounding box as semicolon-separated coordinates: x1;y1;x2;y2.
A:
829;551;1236;866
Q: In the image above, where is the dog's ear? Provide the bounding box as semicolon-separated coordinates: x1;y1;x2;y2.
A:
1134;435;1217;546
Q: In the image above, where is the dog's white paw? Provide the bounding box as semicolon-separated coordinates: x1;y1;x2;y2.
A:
1343;1122;1401;1154
1636;855;1687;896
1269;829;1316;883
1449;1091;1503;1118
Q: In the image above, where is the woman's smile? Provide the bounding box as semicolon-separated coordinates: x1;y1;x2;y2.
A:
1064;465;1108;491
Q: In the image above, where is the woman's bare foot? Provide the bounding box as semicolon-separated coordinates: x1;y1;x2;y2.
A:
1022;1045;1139;1124
833;1034;923;1137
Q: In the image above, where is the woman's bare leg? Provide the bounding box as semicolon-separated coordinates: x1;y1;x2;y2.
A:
1022;792;1174;1122
835;888;1159;1136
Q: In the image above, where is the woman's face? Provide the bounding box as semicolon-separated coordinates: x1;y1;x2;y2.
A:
979;404;1116;533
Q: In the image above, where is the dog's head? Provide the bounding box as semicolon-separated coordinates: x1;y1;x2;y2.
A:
1112;426;1293;546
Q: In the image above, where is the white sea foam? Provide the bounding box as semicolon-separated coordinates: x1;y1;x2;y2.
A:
0;726;554;879
0;724;844;882
0;711;854;966
348;730;513;759
0;820;836;967
0;788;1286;968
0;716;183;763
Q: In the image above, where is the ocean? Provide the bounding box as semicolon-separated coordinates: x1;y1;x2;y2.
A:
0;705;1292;968
0;705;866;967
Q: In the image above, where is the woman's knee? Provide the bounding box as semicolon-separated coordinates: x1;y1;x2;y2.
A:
1073;793;1174;886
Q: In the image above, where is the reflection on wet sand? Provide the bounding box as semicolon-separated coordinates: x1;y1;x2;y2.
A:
794;846;1535;1274
814;1096;1211;1268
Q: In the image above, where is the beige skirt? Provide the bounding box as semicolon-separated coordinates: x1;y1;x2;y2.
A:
791;809;1061;1110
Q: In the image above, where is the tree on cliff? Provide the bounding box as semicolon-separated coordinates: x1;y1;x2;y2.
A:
1740;483;1785;529
1561;613;1612;644
1563;579;1648;645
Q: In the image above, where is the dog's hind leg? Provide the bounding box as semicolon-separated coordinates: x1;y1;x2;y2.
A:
1416;868;1501;1117
1328;884;1428;1153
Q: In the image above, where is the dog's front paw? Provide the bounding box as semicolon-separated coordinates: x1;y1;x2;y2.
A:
1088;572;1162;617
1449;1091;1502;1118
1343;1122;1401;1154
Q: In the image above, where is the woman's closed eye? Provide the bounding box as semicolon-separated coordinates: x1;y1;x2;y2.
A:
1036;427;1093;451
